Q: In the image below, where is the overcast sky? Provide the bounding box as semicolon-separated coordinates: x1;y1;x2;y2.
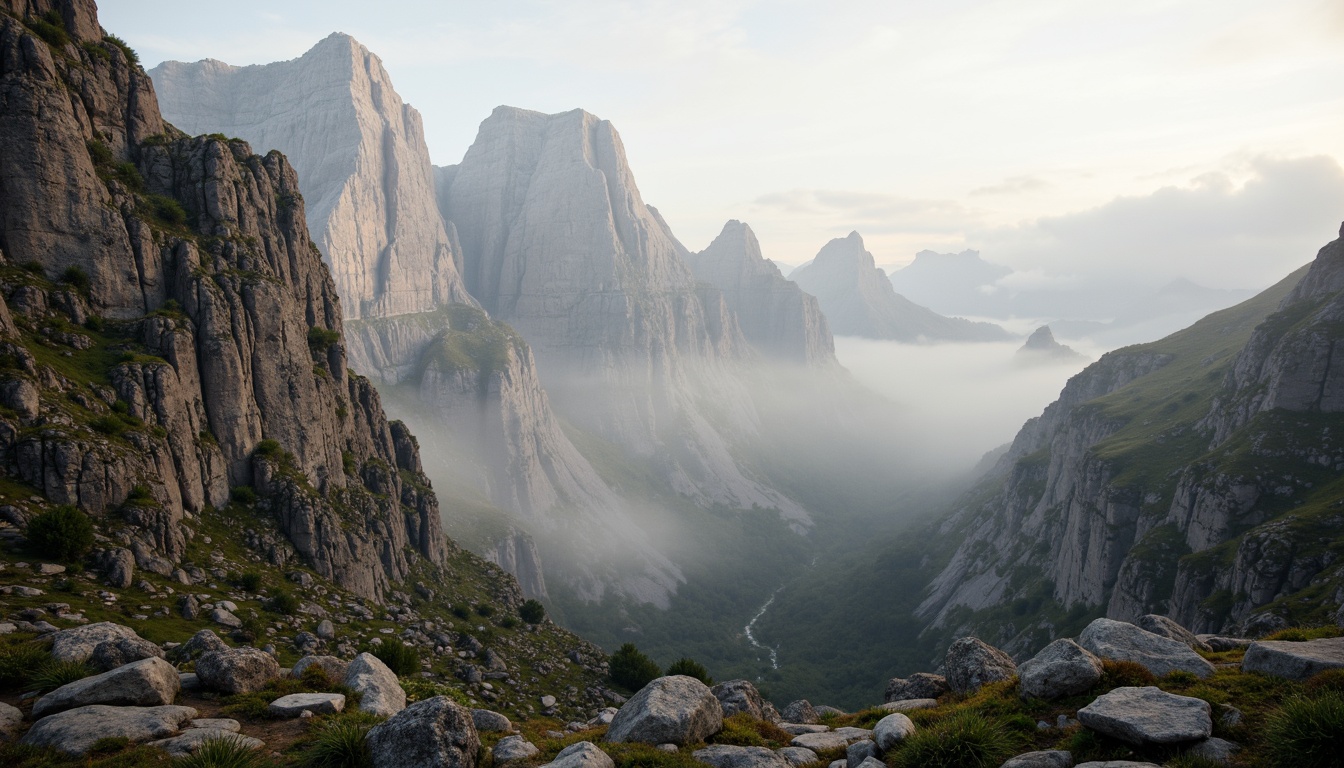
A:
103;0;1344;290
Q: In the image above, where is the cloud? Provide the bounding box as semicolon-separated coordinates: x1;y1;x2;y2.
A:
972;155;1344;289
750;189;978;235
969;175;1050;197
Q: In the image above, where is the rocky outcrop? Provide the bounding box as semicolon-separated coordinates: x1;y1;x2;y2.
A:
789;233;1010;343
686;221;835;366
149;34;472;320
606;675;723;746
1016;326;1086;365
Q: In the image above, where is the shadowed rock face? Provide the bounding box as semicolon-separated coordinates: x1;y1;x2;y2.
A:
149;34;473;320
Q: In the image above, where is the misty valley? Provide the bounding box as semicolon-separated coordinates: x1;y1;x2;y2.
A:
0;2;1341;767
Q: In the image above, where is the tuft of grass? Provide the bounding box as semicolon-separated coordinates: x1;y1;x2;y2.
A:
0;642;50;688
171;735;265;768
708;712;793;747
307;327;341;353
1265;626;1344;642
1306;668;1344;695
145;194;187;228
1098;659;1157;690
1263;691;1344;768
891;711;1025;768
369;639;419;677
234;571;262;592
229;486;258;505
296;720;373;768
31;659;94;692
28;10;69;48
268;591;300;616
90;737;132;755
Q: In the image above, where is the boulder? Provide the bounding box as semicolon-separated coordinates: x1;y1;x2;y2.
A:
945;637;1017;694
1136;615;1212;652
1241;637;1344;681
543;741;615;768
190;718;240;731
606;675;723;746
1187;737;1239;765
89;635;165;673
49;622;141;663
855;760;884;768
472;708;513;732
345;652;406;716
210;608;243;629
884;672;948;702
366;696;480;768
196;647;281;694
790;728;873;752
1198;636;1251;652
781;699;818;724
879;699;937;712
316;619;336;640
815;706;846;718
873;713;915;751
1001;750;1073;768
1018;639;1103;700
846;739;878;768
169;629;229;662
21;704;197;755
777;747;819;767
1078;619;1214;679
693;744;791;768
292;654;350;683
0;702;22;740
148;730;264;757
713;679;767;719
1077;686;1211;745
33;657;180;718
494;735;540;762
1073;764;1160;768
269;692;345;718
1241;613;1289;638
780;723;828;734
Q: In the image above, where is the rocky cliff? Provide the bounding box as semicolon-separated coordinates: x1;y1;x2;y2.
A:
148;34;472;320
685;220;835;366
0;0;446;602
916;227;1344;653
789;233;1010;343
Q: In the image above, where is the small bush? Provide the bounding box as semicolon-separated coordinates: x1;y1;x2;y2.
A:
146;194;188;227
112;161;144;192
892;711;1023;768
1306;668;1344;695
609;643;661;692
498;616;519;629
90;414;125;436
308;326;341;353
474;603;495;618
87;139;114;166
519;599;545;624
1264;691;1344;768
59;266;90;293
254;439;283;458
172;735;265;768
90;736;131;754
104;34;139;65
230;486;258;505
125;484;154;505
665;657;713;685
31;659;93;692
235;571;263;592
26;505;95;562
268;591;301;616
1098;659;1156;690
370;639;420;677
29;11;70;48
84;315;104;332
711;712;768;747
450;604;470;620
298;719;373;768
20;260;45;276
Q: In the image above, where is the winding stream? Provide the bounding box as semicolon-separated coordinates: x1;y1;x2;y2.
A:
745;587;783;670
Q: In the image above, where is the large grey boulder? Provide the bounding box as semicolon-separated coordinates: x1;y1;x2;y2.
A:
693;745;791;768
89;635;165;673
946;637;1018;694
196;647;281;694
291;654;349;683
494;735;540;762
1136;615;1212;653
33;657;180;718
169;629;230;662
149;730;264;757
1077;686;1212;744
1018;639;1103;700
269;692;345;717
1078;619;1214;679
846;739;878;768
49;622;141;663
345;652;407;716
777;747;819;767
366;696;479;768
1001;750;1073;768
21;704;197;755
781;699;818;724
542;741;615;768
713;679;767;719
884;672;948;702
1241;637;1344;680
472;708;512;732
873;712;916;751
606;675;723;746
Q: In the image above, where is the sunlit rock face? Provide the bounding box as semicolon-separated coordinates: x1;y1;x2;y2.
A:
685;220;836;367
151;34;473;320
790;232;1010;343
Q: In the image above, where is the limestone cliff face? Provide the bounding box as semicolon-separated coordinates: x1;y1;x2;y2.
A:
439;106;807;523
918;230;1344;651
0;0;443;601
149;34;472;320
790;232;1010;343
685;220;835;366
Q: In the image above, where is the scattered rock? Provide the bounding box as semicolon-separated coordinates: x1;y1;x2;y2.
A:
1077;686;1212;745
1001;750;1073;768
780;723;828;735
606;675;723;746
1018;638;1103;700
777;747;819;767
269;692;345;718
693;744;791;768
1136;615;1212;652
846;739;878;768
790;728;873;752
542;741;615;768
1198;636;1251;652
366;696;480;768
1241;637;1344;681
196;647;282;694
49;622;141;663
781;699;818;724
472;708;512;732
884;673;948;702
210;608;243;629
88;635;165;673
873;713;915;751
149;729;263;757
169;630;229;662
291;654;349;683
878;699;936;712
713;679;767;719
0;702;22;740
945;637;1018;694
33;657;180;719
345;652;406;717
1078;619;1214;679
21;704;197;755
190;718;240;732
316;619;336;640
494;735;541;762
541;694;557;708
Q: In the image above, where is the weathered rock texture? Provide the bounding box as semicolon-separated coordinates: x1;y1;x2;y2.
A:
686;220;834;366
150;34;472;320
606;675;724;745
789;232;1009;343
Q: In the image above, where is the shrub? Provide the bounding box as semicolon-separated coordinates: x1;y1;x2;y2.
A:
112;161;144;191
268;591;301;616
0;643;49;688
1098;659;1156;690
29;11;69;48
254;439;283;459
892;711;1023;768
84;315;104;332
235;571;263;592
298;719;373;768
1306;668;1344;695
308;326;341;353
450;604;470;620
519;599;545;624
125;484;154;505
86;139;114;166
172;735;265;768
230;486;258;505
609;643;661;692
710;712;767;747
31;659;93;692
104;34;139;65
499;616;519;629
20;260;45;276
89;736;131;754
370;639;420;677
146;194;187;227
26;505;95;562
1264;692;1344;768
665;657;713;685
90;414;126;436
474;603;494;618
